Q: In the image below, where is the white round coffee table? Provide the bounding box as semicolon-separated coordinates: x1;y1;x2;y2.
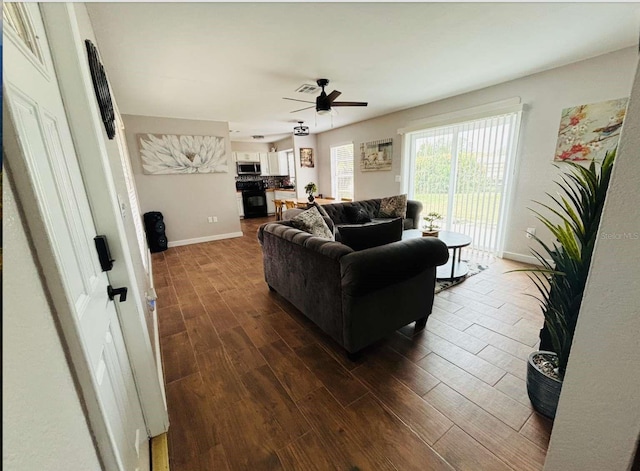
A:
432;231;472;280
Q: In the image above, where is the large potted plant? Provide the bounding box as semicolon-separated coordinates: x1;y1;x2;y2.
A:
520;148;616;419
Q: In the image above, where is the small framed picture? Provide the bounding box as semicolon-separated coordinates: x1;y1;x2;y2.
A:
300;148;314;168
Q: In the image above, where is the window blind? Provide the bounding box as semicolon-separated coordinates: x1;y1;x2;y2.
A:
407;111;521;254
331;144;354;200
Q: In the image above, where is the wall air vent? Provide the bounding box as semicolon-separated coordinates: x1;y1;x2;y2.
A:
295;84;320;94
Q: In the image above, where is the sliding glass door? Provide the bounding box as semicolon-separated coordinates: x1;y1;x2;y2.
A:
407;112;521;253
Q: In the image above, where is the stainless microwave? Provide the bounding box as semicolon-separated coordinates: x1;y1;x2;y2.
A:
236;161;261;175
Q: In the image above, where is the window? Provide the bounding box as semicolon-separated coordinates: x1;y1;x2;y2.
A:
3;3;43;64
331;143;354;200
405;109;522;254
286;150;295;185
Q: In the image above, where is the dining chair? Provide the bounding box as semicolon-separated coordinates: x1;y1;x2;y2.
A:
273;199;284;220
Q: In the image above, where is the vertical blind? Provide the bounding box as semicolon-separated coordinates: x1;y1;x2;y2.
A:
331;143;354;200
408;111;520;253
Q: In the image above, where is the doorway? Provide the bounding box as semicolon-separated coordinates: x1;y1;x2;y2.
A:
407;112;521;254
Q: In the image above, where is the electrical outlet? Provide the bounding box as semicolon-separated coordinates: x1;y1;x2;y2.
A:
207;216;213;223
213;216;218;223
526;227;536;239
395;175;401;183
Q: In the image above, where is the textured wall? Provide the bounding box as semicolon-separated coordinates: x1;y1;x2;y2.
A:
543;57;640;471
2;172;102;471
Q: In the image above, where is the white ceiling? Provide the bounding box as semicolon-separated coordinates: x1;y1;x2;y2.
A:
86;2;640;143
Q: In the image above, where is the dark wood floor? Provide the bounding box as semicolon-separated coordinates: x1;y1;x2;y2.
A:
153;217;552;470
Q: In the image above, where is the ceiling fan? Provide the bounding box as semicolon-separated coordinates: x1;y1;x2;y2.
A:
284;78;368;114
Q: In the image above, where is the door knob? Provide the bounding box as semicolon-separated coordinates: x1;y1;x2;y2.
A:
107;285;128;303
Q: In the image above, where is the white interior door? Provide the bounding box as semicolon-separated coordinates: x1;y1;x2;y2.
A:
3;4;148;470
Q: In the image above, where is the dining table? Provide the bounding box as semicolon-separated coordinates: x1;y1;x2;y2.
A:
292;198;336;208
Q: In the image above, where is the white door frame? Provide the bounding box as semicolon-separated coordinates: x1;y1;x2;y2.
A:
39;3;169;435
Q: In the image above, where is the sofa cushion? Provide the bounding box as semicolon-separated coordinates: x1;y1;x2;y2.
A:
322;200;381;225
378;194;408;219
344;205;372;224
339;218;403;251
290;206;334;240
371;217;415;230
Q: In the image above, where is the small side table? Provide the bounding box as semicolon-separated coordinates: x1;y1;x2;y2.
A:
427;230;472;281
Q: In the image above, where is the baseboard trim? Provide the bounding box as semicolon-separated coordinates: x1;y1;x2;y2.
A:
167;231;243;247
502;251;543;266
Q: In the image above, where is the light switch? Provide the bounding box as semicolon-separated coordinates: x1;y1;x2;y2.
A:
117;194;127;220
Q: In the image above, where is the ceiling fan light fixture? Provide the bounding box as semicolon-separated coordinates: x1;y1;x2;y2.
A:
316;109;331;116
293;121;309;136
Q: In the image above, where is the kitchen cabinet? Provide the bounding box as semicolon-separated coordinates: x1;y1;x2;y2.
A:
260;152;283;176
266;191;276;215
236;193;244;218
259;152;270;176
268;152;282;175
235;151;260;162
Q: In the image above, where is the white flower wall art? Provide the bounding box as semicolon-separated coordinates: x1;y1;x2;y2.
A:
138;133;228;174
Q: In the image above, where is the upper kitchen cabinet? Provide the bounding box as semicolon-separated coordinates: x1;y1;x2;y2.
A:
235;151;260;162
259;152;270;176
264;152;288;176
268;152;282;175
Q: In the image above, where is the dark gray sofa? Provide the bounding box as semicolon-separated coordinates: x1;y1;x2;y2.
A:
309;198;422;241
258;221;449;355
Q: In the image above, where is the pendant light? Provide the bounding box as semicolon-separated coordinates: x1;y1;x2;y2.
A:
293;121;309;136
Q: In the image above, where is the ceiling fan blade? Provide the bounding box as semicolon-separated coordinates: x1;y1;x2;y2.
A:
331;101;368;107
283;97;315;104
290;105;315;113
327;90;342;102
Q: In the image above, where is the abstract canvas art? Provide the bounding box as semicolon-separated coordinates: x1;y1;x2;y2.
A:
554;98;628;162
138;133;228;174
360;138;393;171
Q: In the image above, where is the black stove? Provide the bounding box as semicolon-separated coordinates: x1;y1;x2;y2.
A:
236;180;267;218
236;180;265;191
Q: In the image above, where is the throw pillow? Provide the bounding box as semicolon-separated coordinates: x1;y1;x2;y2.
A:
344;205;372;224
378;194;408;219
312;201;330;219
290;206;334;240
339;218;403;251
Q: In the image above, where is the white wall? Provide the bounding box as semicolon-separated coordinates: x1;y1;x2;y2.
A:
123;114;242;244
316;47;637;260
230;141;270;153
273;135;294;152
544;57;640;471
2;171;102;471
293;134;318;199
